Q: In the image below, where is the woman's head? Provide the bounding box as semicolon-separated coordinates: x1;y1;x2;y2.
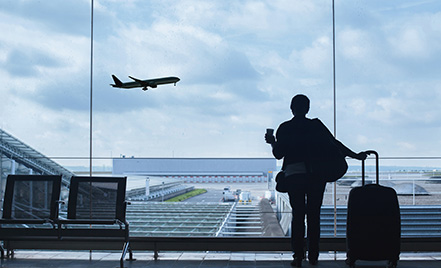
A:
290;94;310;116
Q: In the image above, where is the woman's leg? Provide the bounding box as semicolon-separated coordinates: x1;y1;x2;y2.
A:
288;179;307;259
306;181;326;261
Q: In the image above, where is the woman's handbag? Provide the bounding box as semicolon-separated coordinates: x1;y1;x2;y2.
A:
307;119;348;183
275;171;289;193
307;139;348;182
308;154;348;183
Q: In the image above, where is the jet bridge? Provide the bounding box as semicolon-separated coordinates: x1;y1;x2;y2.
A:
0;128;74;189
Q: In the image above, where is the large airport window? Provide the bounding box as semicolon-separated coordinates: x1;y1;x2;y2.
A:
1;1;440;239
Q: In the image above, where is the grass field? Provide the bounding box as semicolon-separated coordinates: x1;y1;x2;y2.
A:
165;189;207;202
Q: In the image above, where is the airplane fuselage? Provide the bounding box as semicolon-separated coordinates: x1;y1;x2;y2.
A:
111;75;180;90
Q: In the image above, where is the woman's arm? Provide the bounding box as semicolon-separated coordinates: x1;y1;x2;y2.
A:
334;139;367;160
265;124;287;160
315;119;367;161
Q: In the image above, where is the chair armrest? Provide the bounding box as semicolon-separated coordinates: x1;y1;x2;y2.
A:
0;219;53;225
59;219;120;225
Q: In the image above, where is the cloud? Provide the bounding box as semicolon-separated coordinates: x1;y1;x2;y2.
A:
384;12;441;78
85;17;264;114
0;18;90;110
397;141;416;151
0;0;91;36
336;10;441;84
390;28;430;59
339;29;373;60
296;36;332;74
2;49;61;77
105;21;259;85
1;0;441;162
347;98;366;115
378;80;441;124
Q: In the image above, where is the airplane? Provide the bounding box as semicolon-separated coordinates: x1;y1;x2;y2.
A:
111;75;180;91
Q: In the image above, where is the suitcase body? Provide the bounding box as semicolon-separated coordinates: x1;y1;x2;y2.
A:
346;151;400;268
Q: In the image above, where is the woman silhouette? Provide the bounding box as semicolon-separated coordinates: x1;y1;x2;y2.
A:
265;94;366;267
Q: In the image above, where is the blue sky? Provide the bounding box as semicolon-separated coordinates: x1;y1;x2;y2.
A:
1;0;440;167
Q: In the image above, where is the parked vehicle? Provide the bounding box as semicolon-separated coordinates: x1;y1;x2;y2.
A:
239;191;251;204
223;186;236;202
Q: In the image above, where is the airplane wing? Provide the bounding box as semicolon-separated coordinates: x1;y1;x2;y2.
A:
128;76;143;83
129;76;158;88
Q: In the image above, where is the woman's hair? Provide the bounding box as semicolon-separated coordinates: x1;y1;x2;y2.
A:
290;94;310;115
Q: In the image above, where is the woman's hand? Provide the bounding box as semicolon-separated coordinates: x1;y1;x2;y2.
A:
265;133;276;144
355;151;368;161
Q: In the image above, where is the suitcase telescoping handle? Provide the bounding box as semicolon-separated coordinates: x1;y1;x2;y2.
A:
362;150;379;185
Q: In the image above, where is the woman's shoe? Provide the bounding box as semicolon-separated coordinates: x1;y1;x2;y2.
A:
308;258;318;265
290;257;302;267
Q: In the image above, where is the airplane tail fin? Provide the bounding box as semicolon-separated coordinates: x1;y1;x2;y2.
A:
111;75;123;87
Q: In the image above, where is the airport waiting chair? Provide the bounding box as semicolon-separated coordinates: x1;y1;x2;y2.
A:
57;176;132;268
0;174;62;258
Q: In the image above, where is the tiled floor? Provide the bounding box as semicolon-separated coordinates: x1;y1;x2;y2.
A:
0;251;440;268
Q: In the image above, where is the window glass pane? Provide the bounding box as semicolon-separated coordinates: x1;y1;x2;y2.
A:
1;1;440;240
11;180;53;220
74;181;118;220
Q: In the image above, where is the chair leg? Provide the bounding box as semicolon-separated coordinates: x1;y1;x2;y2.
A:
120;242;135;267
120;243;127;268
127;245;135;261
154;242;159;260
7;249;13;259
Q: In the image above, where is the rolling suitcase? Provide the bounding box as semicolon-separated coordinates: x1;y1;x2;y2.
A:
346;150;400;268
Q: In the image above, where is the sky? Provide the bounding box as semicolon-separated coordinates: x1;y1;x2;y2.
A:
1;0;441;168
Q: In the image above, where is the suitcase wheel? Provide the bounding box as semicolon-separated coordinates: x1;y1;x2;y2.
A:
387;260;398;268
345;258;355;268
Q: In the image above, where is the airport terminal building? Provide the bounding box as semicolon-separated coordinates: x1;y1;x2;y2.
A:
112;157;277;183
